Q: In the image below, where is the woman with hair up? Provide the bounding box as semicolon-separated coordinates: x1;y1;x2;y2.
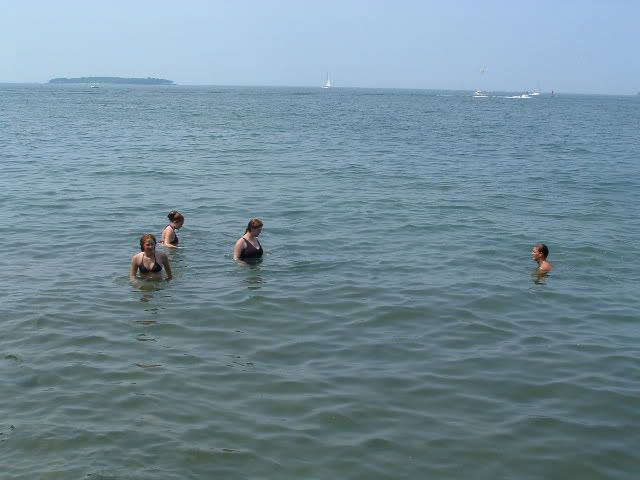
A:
130;234;173;281
161;210;184;248
234;218;264;261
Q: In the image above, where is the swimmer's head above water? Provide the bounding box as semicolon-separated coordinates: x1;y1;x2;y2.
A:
245;218;264;235
532;243;552;273
167;210;184;228
140;233;157;251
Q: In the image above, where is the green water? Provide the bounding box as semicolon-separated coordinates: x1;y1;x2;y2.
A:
1;84;639;479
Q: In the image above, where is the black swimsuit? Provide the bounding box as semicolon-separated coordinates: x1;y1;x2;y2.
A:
138;255;162;273
165;225;179;246
240;238;263;259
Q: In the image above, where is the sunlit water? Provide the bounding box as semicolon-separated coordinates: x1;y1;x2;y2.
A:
1;84;639;479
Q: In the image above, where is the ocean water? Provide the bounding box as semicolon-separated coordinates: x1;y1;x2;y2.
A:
1;84;639;479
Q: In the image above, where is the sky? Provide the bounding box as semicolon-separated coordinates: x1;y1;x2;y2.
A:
1;0;638;94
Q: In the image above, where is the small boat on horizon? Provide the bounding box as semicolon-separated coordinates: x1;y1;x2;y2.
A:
473;89;489;97
322;73;331;89
473;66;489;97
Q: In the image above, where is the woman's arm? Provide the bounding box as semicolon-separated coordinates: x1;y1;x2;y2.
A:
130;254;139;281
233;238;245;261
162;227;178;248
162;253;173;279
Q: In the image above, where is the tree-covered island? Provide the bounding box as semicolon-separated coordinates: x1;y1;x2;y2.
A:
49;77;174;85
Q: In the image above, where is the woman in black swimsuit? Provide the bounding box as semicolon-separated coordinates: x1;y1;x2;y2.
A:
130;234;173;280
161;210;184;248
234;218;264;261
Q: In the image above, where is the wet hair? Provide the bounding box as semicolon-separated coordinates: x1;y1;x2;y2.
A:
245;218;264;233
140;233;157;251
168;210;184;223
535;243;549;258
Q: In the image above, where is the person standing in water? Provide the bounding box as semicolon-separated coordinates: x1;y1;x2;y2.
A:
234;218;264;261
162;210;184;248
130;234;173;281
531;243;552;273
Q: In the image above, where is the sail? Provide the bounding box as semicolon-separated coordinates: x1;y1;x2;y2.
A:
323;73;331;88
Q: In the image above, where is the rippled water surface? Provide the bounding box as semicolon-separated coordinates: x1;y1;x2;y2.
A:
2;84;639;479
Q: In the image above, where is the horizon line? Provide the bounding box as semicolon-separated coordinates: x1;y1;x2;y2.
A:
0;81;636;96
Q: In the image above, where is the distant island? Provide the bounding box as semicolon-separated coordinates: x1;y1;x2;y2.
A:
48;77;174;85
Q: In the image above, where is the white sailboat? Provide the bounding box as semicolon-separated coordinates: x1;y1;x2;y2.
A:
473;66;489;97
322;73;331;89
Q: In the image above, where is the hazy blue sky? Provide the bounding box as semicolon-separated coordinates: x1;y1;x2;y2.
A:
2;0;638;94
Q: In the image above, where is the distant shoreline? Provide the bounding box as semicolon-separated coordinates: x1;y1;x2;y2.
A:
48;77;174;85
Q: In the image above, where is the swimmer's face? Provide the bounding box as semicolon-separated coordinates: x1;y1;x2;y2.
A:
251;226;263;236
143;240;156;252
175;219;184;229
531;247;542;261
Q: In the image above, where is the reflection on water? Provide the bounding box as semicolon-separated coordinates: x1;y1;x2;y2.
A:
163;246;183;264
136;333;156;342
131;277;170;303
140;293;154;303
134;279;167;291
130;278;170;322
532;269;550;285
241;259;264;289
246;276;264;289
135;362;162;368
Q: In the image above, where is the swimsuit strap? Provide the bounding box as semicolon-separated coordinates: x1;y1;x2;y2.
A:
243;237;262;251
167;225;179;246
143;253;156;267
138;254;147;272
